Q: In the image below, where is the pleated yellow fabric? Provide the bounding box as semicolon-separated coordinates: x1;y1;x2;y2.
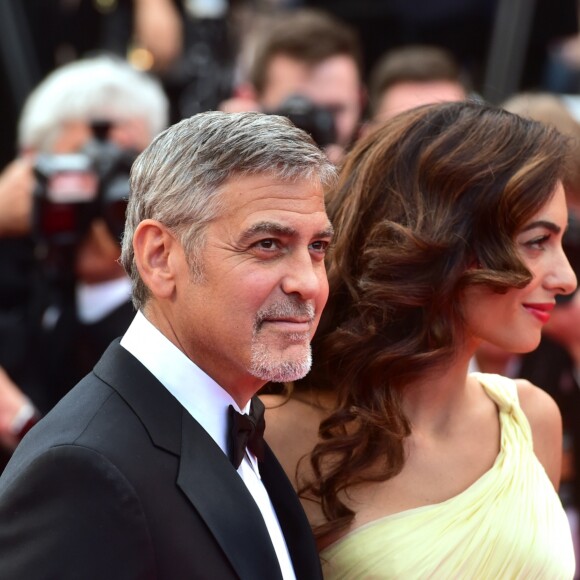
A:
320;373;576;580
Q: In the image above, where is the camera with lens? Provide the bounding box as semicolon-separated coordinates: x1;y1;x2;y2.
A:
32;121;138;282
269;94;337;149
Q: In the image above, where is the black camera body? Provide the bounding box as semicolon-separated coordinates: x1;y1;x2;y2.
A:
270;94;337;148
32;125;138;285
33;139;136;249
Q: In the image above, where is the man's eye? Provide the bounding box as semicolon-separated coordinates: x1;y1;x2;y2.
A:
255;239;278;250
310;240;330;253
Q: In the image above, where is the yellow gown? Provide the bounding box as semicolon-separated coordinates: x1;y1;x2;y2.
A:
320;373;576;579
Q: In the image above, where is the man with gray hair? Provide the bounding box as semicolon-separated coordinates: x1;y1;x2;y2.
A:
0;54;170;447
0;110;335;579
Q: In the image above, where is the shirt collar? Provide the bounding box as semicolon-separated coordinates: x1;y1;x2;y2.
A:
120;311;250;455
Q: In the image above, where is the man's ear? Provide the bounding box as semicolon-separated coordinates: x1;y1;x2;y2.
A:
133;219;183;299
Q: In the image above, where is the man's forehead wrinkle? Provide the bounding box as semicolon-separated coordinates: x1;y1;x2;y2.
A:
230;191;326;208
222;202;328;222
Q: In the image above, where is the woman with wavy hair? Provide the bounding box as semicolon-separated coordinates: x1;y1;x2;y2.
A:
262;100;577;578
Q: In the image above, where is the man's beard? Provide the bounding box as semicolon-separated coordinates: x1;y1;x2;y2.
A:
249;299;315;383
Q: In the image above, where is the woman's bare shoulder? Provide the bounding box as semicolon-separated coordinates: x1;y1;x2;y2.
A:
515;378;561;435
515;378;563;489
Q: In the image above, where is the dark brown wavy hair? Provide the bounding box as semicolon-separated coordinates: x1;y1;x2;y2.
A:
298;100;570;538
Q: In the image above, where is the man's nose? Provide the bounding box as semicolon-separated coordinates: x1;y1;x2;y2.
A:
281;250;326;300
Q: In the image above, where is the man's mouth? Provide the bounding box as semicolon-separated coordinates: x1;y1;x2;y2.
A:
255;301;316;334
260;318;312;333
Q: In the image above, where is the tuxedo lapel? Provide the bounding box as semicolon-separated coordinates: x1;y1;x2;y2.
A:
93;340;182;455
95;342;283;579
177;413;283;580
261;446;323;580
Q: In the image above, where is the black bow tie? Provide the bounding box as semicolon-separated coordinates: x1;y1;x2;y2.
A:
228;397;266;469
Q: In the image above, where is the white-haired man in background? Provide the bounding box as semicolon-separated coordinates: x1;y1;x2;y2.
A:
0;55;169;456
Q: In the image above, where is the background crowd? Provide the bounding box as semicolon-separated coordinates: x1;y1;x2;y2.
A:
1;0;580;572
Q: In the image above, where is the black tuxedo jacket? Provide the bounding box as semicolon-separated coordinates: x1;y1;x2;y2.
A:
0;340;322;580
21;297;136;415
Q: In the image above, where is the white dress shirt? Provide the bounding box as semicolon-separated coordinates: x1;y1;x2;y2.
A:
41;276;132;332
76;276;132;323
120;311;296;580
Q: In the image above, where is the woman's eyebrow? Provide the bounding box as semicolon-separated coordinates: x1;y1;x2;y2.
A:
520;220;561;234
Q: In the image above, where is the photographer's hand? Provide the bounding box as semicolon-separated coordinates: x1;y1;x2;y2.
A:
0;367;37;451
218;84;261;114
323;144;346;165
0;157;34;237
133;0;183;72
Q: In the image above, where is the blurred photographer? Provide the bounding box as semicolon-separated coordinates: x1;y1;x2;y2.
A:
0;55;168;459
367;44;470;125
220;8;365;164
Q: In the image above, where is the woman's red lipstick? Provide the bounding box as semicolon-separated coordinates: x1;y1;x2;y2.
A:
523;303;555;324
